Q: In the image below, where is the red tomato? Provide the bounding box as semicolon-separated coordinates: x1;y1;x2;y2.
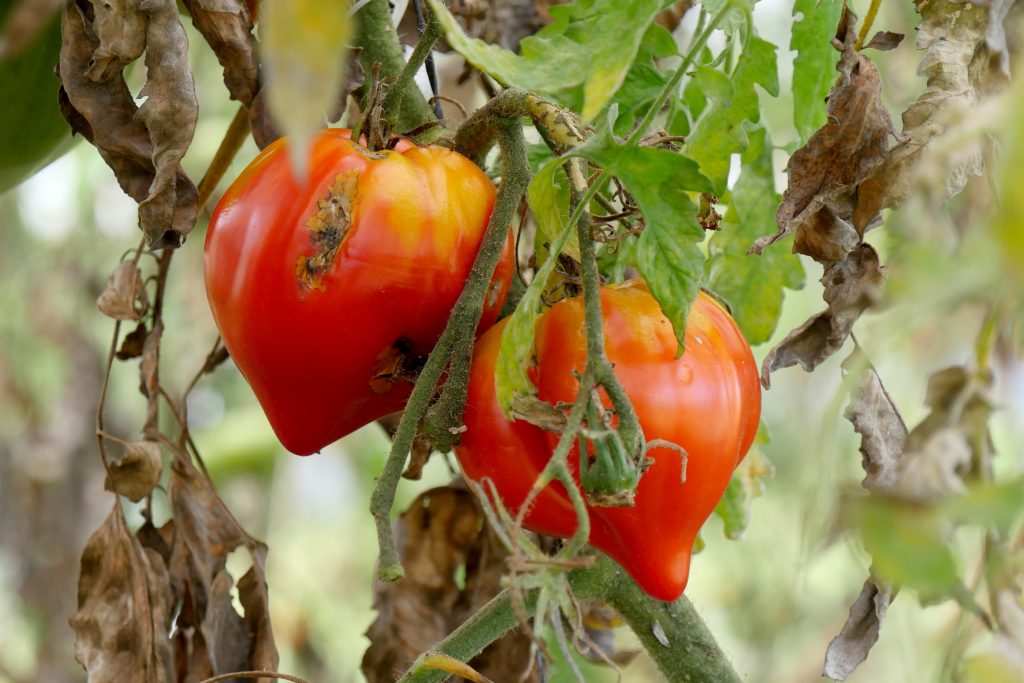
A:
205;128;515;455
454;280;760;601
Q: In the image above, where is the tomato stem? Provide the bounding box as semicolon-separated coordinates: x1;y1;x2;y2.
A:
395;556;741;683
370;116;531;581
384;0;442;132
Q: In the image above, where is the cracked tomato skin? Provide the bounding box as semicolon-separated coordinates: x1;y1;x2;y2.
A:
205;129;514;455
454;280;760;601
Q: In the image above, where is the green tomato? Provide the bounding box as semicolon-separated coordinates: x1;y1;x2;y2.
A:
0;2;73;195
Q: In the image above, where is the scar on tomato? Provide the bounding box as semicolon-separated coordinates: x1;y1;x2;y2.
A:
295;172;358;290
369;337;420;394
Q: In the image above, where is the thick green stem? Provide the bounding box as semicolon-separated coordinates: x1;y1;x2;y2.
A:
382;1;440;128
424;123;531;452
352;0;435;132
370;114;530;580
453;88;531;165
397;556;741;683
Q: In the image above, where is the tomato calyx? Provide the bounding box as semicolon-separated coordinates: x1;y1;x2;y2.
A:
579;394;648;507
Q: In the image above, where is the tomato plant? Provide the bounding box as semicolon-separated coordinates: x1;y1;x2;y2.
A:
205;128;515;455
455;280;761;601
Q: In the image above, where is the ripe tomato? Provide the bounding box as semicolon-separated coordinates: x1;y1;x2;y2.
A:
454;280;760;601
205;128;515;455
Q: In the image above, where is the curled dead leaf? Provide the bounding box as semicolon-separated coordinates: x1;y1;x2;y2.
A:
97;260;149;321
842;348;909;494
823;578;894;681
58;0;199;249
362;486;538;682
180;0;258;106
105;439;163;502
750;6;895;260
71;504;175;683
760;244;883;388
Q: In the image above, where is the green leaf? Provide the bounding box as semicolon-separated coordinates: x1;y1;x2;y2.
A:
495;160;576;416
852;498;963;601
791;0;843;143
712;432;773;539
708;127;804;345
943;478;1024;533
685;35;779;193
611;24;676;133
429;0;675;120
576;135;712;352
529;156;579;262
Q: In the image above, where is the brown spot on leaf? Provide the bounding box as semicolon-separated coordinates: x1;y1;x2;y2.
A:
295;172;358;290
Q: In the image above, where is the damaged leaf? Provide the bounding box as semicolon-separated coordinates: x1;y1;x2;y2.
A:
105;439;163;502
71;505;175;683
97;260;149;321
363;486;538;683
823;578;893;681
751;6;894;258
842;347;908;494
180;0;259;106
759;243;883;387
854;0;998;229
58;0;199;248
167;449;279;677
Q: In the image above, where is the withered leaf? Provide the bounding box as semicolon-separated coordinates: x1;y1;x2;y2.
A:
140;319;162;433
894;366;994;503
363;486;538;683
180;0;259;106
71;504;175;683
510;393;569;432
116;321;149;360
853;0;996;229
59;0;199;249
86;0;146;81
105;439;163;502
842;348;908;494
167;450;280;677
863;31;905;52
96;260;149;321
823;578;894;681
0;0;62;59
760;244;883;387
750;6;895;260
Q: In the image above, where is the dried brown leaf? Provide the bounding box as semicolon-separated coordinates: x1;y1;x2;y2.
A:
70;504;175;683
854;0;998;229
863;31;905;52
58;0;199;249
0;0;62;59
895;366;994;503
363;486;538;683
96;260;149;321
760;244;883;387
750;6;895;260
86;0;146;81
180;0;259;106
167;451;280;678
105;439;163;502
842;348;908;494
823;578;893;681
116;321;149;360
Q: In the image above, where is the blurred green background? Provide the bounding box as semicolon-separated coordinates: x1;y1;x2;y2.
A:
1;1;1022;682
